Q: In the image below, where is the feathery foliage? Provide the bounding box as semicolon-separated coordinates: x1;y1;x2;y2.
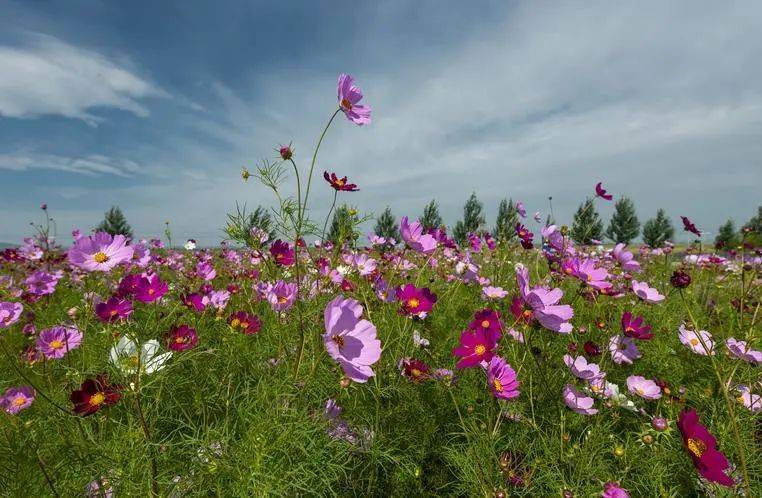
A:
642;209;674;248
420;200;443;232
606;196;640;244
571;198;603;244
453;192;485;244
96;206;133;239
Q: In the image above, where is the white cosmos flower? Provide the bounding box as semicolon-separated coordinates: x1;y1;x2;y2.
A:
109;336;172;375
184;239;197;251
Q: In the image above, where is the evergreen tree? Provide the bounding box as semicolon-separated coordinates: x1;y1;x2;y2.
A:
642;209;674;248
328;204;358;247
714;219;738;249
605;197;640;244
224;203;275;248
494;198;518;243
420;200;443;232
742;206;762;245
570;198;603;245
453;192;485;244
97;206;133;239
374;206;400;241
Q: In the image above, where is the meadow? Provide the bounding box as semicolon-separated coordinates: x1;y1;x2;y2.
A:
0;74;760;497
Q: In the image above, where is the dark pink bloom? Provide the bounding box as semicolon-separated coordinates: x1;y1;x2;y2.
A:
621;311;653;340
469;309;503;336
681;216;702;237
452;327;501;369
515;223;534;249
486;356;520;400
181;292;206;312
677;409;734;487
400;358;431;382
167;325;198;351
228;311;262;335
595;182;613;200
602;481;629;498
134;274;168;303
323;171;359;192
95;297;134;323
395;284;437;319
269;240;295;266
337;73;371;125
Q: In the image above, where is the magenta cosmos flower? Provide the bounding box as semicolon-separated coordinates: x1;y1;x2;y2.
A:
323;171;359;192
562;384;598;415
680;216;702;237
337;73;371;125
452;327;501;369
595;182;613;200
601;482;630;498
68;232;134;272
513;265;574;333
0;386;35;415
95;297;134;323
167;324;198;351
395;284;437;319
36;325;83;359
631;280;665;303
626;375;662;400
399;217;437;254
487;356;520;400
725;337;762;365
0;301;23;328
269;239;295;266
677;408;734;487
323;295;381;383
134;274;168;303
621;311;653;340
267;280;298;312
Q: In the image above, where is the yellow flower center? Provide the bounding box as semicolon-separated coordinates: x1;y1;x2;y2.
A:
687;438;706;458
474;344;486;356
93;252;109;263
278;296;288;304
335;178;345;187
407;298;420;309
522;309;533;318
481;320;490;328
90;392;106;406
689;338;699;346
49;340;64;349
411;368;422;378
230;318;241;328
12;397;26;407
493;378;503;392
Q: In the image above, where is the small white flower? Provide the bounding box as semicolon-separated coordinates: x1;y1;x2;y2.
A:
184;239;197;251
412;329;429;348
336;265;351;276
109;336;172;375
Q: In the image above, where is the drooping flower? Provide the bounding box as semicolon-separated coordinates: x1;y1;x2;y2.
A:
670;269;691;288
228;311;262;335
337;73;371;125
562;384;598;415
166;325;198;352
70;375;122;416
134;274;168;303
621;311;653;340
109;336;171;375
513;265;574;333
68;232;134;272
323;171;359;192
612;243;640;272
0;301;23;328
0;386;35;415
595;182;613;200
487;356;520;400
36;325;83;359
269;240;295;266
323;295;381;383
267;280;298;312
676;409;734;487
95;297;134;323
631;280;665;303
626;375;662;400
452;327;500;369
680;216;702;237
395;284;437;319
608;335;641;365
563;355;604;381
725;337;762;365
678;325;715;356
399;217;437;254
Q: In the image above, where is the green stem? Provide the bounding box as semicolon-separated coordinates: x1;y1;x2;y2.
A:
321;191;339;242
301;109;340;218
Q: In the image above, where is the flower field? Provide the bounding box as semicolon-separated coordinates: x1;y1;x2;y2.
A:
1;74;760;497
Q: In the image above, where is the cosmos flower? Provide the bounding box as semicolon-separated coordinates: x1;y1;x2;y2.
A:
452;327;500;369
337;73;371;125
612;243;640;272
563;355;604;381
562;384;598;415
680;216;702;237
323;295;381;383
626;376;662;400
734;385;761;413
631;280;665;303
482;286;508;300
25;270;63;296
516;201;527;218
563;258;612;290
515;223;534;249
400;357;431;382
181;292;206;312
725;337;762;365
269;240;295;266
513;265;574;333
0;386;35;415
70;376;122;416
595;182;613;200
601;482;630;498
134;274;168;303
621;311;653;340
95;297;133;323
676;408;734;487
395;284;437;319
36;325;83;359
68;232;134;272
267;280;298;312
0;301;23;328
109;336;171;375
399;217;437;254
184;239;197;250
469;309;503;336
487;356;520;400
350;253;377;276
323;171;359;192
609;335;641;365
228;311;262;335
412;329;429;348
678;325;715;356
166;325;199;351
196;261;217;281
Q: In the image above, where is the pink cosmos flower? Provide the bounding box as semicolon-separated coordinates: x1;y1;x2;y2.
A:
452;327;500;369
0;301;23;328
677;409;734;487
734;385;761;413
400;217;437;254
134;274;168;303
486;356;520;400
516;201;527;218
609;335;641;365
725;337;762;365
621;311;653;340
601;482;630;498
95;297;133;323
612;243;640;272
631;280;665;303
196;261;217;281
395;284;437;319
595;182;613;201
36;325;83;359
68;232;134;272
678;325;715;355
351;253;377;276
563;354;604;380
323;295;381;383
267;280;298;312
626;375;662;400
563;258;612;290
167;324;198;351
269;240;295;266
514;265;574;333
25;270;62;296
563;384;598;415
337;73;371;125
0;386;35;415
482;286;508;300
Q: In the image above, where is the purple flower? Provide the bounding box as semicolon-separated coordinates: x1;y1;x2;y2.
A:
612;243;640;272
25;270;62;296
563;258;612;290
452;327;500;369
734;385;761;413
68;232;134;272
95;297;133;322
626;375;662;400
678;325;714;356
196;261;217;281
267;281;298;312
608;335;641;365
621;311;653;340
0;301;23;328
562;384;598;415
324;399;343;419
595;182;613;201
337;73;371;126
487;356;520;400
0;386;35;415
601;481;630;498
515;265;574;333
725;337;762;365
631;280;665;303
36;325;83;359
563;354;604;381
323;295;381;383
400;217;437;254
516;201;527;218
134;274;169;303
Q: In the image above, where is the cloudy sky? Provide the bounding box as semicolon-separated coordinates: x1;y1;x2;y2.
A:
1;1;761;245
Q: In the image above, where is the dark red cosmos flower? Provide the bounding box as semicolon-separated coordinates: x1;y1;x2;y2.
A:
70;376;122;416
621;311;653;340
595;182;613;201
323;171;359;192
180;292;205;312
228;311;262;335
469;309;503;336
269;240;295;266
515;223;534;249
95;296;133;323
400;358;431;382
509;296;534;325
677;408;735;487
681;216;702;237
583;341;601;356
167;324;199;351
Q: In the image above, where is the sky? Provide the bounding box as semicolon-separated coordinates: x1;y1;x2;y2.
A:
1;1;761;246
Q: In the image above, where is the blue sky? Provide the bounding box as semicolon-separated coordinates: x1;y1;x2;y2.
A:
1;1;761;245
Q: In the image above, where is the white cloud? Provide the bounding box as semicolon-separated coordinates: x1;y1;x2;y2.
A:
0;33;166;124
0;153;143;177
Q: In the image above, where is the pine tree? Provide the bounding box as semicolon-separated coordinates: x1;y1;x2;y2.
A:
328;204;358;247
374;206;400;241
642;209;674;248
570;198;603;245
714;219;738;249
494;198;518;243
742;206;762;245
420;200;443;231
97;206;133;239
605;197;640;244
453;192;485;244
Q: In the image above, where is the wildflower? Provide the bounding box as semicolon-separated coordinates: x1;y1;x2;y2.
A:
482;286;508;300
0;301;23;328
601;481;629;498
595;182;613;200
412;329;429;348
36;325;83;359
487;356;520;400
228;311;262;335
563;355;604;380
203;289;231;310
400;217;437;254
269;240;295;266
734;385;761;413
670;269;691;288
181;292;206;312
513;265;574;333
68;232;134;272
725;337;761;365
25;270;62;296
0;386;35;415
196;261;217;281
562;384;598;415
680;216;702;237
626;376;662;400
95;297;133;323
337;73;371;125
608;335;641;365
279;144;293;160
395;284;437;319
267;280;298;312
678;325;714;356
109;337;171;375
516;201;527;218
563;258;612;290
631;280;665;303
612;243;640;272
323;295;381;383
323;171;359;192
400;358;431;382
453;327;500;369
70;376;122;416
676;408;734;487
515;223;534;249
469;309;503;336
621;311;653;340
167;325;199;351
184;239;197;250
134;274;168;303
